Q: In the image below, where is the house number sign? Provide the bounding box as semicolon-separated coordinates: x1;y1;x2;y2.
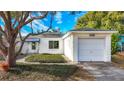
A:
89;33;95;37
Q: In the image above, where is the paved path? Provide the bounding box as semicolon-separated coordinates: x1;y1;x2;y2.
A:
79;62;124;81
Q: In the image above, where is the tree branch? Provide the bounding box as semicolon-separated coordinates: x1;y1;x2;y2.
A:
0;25;5;34
14;12;29;34
0;12;8;26
15;13;53;57
18;30;23;41
0;36;8;50
15;33;31;57
0;25;8;38
12;12;23;27
20;12;48;28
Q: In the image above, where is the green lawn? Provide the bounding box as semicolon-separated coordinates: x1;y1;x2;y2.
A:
0;63;94;81
25;54;67;63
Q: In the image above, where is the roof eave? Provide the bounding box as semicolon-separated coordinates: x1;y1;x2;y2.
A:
71;31;117;34
62;31;118;39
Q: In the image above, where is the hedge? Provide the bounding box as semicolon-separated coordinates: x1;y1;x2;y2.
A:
25;54;67;63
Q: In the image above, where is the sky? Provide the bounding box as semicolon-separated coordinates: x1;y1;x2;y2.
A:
21;11;87;35
0;11;87;36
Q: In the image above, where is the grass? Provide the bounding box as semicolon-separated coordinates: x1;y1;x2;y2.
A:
112;54;124;68
25;54;67;63
0;63;94;81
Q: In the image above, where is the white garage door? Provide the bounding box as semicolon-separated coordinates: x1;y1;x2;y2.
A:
78;38;105;61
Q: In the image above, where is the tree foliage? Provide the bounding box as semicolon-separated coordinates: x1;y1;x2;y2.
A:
75;11;124;54
75;11;124;33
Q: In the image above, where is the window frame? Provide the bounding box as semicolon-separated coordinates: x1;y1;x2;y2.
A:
49;40;59;49
31;42;37;50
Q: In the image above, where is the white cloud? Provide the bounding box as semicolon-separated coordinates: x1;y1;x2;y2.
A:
20;29;29;36
43;18;48;21
74;16;78;22
20;20;50;36
55;26;59;29
33;20;49;31
55;12;62;24
25;20;49;31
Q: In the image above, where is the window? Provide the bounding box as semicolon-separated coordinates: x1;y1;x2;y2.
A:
49;41;59;49
32;42;36;50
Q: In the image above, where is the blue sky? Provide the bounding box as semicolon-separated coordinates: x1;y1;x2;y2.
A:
21;11;87;35
0;11;87;36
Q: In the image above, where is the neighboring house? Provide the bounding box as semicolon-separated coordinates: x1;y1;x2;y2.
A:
20;29;116;62
118;34;124;51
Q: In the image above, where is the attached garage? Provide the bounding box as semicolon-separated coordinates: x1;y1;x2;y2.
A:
63;30;117;63
78;38;105;61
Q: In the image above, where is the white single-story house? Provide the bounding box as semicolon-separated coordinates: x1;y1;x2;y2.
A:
20;29;117;63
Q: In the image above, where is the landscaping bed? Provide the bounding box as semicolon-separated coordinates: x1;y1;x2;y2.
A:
112;55;124;63
112;54;124;68
0;63;94;80
25;54;67;63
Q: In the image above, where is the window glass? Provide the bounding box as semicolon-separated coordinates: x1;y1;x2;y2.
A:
49;41;54;49
49;41;59;49
32;42;36;50
54;41;59;49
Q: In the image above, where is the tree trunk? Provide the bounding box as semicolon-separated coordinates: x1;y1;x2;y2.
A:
6;45;16;67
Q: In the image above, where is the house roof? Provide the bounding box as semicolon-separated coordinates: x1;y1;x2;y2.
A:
17;29;117;42
70;28;115;31
62;30;117;39
16;31;64;42
27;31;64;38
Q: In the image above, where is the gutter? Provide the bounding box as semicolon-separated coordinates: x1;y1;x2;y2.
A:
62;31;118;39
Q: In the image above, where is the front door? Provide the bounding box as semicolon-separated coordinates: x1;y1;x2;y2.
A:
29;42;39;53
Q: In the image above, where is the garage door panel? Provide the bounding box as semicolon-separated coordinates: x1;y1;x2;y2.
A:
79;46;104;50
78;50;104;56
91;50;104;56
79;50;90;55
78;38;105;61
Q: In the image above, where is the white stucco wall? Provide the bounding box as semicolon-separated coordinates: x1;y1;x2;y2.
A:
72;33;112;62
104;35;111;62
63;34;74;61
21;42;39;54
63;32;113;62
21;37;63;54
39;38;63;54
20;42;29;54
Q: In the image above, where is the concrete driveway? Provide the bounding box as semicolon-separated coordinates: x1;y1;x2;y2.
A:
79;62;124;81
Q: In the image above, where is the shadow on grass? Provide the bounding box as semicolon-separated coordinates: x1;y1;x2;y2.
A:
16;54;28;60
8;63;78;80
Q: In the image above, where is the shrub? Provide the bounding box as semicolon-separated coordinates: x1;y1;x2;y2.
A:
25;54;66;63
111;33;120;54
41;53;52;55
